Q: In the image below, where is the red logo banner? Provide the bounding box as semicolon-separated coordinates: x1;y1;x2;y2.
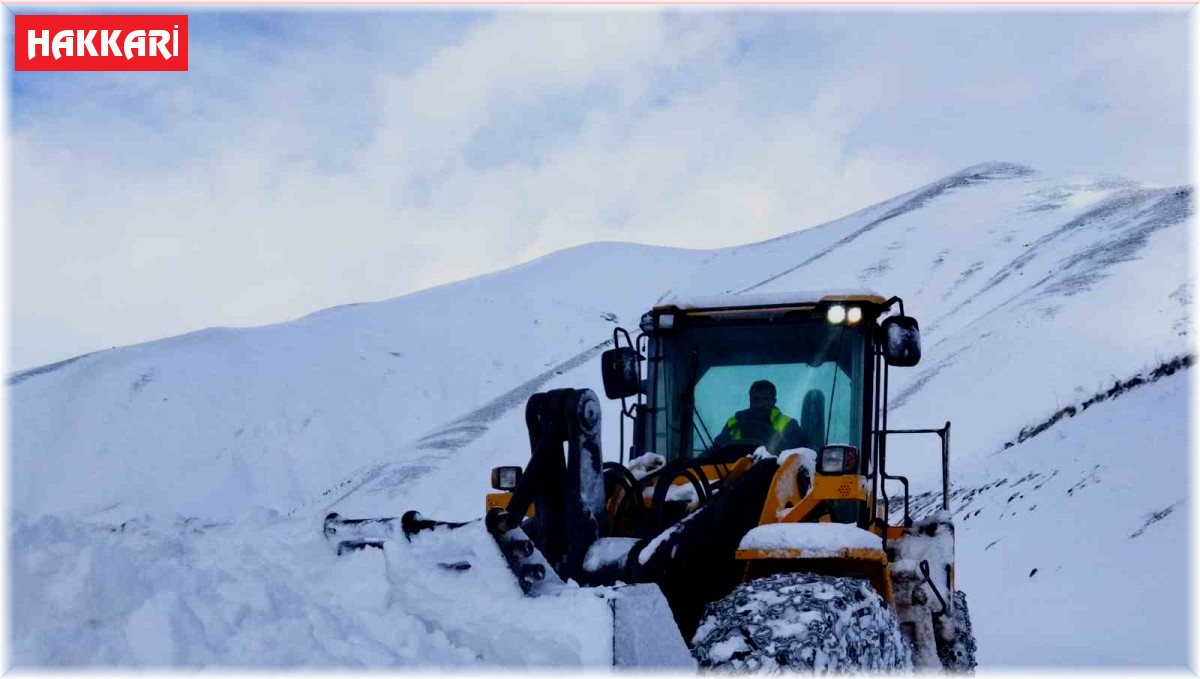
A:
15;15;189;71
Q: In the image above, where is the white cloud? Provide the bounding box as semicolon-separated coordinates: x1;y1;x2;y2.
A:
1067;14;1188;124
10;9;1189;370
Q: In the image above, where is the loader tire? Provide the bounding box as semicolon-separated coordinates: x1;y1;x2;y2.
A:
936;590;977;672
690;573;912;672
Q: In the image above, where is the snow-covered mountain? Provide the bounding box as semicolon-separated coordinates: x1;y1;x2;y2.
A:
10;162;1191;667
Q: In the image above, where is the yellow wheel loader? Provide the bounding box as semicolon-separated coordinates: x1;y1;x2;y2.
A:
325;292;976;671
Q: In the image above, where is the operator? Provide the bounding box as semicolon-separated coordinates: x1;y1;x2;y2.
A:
713;379;804;455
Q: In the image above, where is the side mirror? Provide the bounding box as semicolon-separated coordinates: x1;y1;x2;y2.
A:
880;316;921;367
601;346;641;399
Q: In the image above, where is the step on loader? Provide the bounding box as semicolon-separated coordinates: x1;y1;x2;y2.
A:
326;292;977;671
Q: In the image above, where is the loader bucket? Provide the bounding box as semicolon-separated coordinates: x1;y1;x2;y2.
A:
608;583;696;668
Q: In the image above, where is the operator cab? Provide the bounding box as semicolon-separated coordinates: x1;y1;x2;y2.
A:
609;292;897;465
644;298;875;464
600;290;925;527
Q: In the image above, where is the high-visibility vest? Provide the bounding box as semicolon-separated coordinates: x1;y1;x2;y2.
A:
724;406;793;442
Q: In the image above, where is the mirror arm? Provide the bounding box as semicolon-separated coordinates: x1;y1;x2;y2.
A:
613;328;628;464
881;295;905;317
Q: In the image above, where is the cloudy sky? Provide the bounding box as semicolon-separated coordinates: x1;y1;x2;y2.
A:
8;7;1190;370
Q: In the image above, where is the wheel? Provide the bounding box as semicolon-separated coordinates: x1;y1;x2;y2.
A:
691;573;913;672
936;590;977;672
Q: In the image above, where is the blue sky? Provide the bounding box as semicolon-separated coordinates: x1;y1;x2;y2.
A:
9;7;1190;369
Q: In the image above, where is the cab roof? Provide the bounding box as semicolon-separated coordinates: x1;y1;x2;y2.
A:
652;290;887;315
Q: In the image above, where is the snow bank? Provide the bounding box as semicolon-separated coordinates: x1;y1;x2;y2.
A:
378;522;613;666
11;513;613;666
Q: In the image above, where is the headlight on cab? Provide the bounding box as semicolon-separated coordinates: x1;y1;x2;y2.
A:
491;465;523;491
817;445;860;475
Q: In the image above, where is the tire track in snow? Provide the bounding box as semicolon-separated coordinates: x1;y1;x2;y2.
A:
304;340;613;513
412;339;612;452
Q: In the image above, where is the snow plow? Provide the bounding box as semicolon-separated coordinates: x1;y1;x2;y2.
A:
326;292;976;671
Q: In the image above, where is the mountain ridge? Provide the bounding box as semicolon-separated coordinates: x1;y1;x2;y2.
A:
11;160;1189;522
11;160;1154;381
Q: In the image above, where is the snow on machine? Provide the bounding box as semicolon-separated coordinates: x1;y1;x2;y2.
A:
325;292;977;671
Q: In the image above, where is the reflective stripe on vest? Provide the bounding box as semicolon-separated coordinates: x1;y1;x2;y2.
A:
725;406;792;441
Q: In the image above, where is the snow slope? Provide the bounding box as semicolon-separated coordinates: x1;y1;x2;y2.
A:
948;360;1189;667
10;162;1192;667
